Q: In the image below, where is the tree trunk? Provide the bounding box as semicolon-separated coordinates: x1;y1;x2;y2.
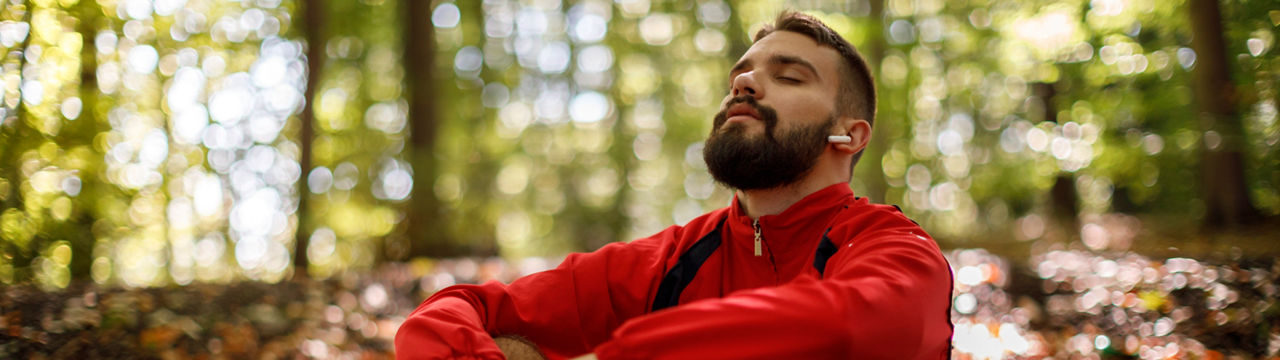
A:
725;0;749;58
1033;82;1078;236
293;0;324;279
859;0;889;203
70;0;101;281
0;1;36;282
404;0;447;258
1187;0;1262;228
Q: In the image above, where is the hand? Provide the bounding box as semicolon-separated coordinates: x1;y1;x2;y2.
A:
493;335;547;360
570;354;598;360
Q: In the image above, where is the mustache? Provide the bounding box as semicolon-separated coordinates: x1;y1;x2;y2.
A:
712;96;778;134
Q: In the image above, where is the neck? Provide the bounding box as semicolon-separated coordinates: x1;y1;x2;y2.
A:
737;176;842;219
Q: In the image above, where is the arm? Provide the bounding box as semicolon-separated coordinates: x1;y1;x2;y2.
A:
394;230;675;360
495;335;547;360
592;219;953;360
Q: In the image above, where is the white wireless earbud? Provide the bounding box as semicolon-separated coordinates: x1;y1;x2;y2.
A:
827;135;852;144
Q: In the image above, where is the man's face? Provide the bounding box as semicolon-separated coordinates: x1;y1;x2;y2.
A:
703;31;845;190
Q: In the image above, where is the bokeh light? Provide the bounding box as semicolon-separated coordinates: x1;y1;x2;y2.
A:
0;0;1278;357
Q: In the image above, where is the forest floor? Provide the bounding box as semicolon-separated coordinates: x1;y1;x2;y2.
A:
941;213;1280;262
1;216;1278;359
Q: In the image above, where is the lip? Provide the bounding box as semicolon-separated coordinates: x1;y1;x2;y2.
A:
724;103;760;123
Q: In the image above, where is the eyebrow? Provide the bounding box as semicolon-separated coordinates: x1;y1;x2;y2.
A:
729;54;821;80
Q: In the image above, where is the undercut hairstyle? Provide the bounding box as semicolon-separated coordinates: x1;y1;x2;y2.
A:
753;11;877;169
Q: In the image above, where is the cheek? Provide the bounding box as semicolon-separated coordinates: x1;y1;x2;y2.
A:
776;91;834;122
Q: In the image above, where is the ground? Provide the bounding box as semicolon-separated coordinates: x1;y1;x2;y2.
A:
2;220;1279;359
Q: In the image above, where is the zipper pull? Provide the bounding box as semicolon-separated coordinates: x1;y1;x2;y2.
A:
752;219;762;257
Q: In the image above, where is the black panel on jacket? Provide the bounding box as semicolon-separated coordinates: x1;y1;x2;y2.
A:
651;218;726;312
812;229;838;278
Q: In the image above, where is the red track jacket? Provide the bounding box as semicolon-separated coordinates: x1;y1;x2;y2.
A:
395;184;953;359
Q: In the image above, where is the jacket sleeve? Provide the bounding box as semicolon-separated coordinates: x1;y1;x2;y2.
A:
394;227;676;360
592;211;954;360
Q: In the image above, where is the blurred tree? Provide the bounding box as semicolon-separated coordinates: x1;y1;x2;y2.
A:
854;0;889;204
1187;0;1264;228
69;0;107;282
0;1;37;283
303;0;408;277
403;0;449;259
293;0;324;279
1035;81;1081;240
0;0;1277;289
0;0;99;287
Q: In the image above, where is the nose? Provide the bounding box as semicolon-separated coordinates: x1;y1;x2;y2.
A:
730;71;763;99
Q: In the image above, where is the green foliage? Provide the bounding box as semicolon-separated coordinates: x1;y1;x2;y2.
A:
0;0;1276;288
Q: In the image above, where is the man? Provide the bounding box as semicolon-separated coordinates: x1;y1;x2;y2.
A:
395;11;953;360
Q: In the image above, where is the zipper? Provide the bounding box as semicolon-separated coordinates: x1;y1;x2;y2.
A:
752;219;762;256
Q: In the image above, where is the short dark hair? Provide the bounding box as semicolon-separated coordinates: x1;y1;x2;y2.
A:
753;11;876;168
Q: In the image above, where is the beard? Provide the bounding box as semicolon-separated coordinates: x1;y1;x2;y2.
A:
703;96;833;191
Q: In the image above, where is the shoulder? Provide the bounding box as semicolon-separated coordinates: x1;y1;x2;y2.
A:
831;198;929;240
823;199;943;265
824;199;951;278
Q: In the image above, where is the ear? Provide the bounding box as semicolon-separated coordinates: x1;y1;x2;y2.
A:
832;116;871;154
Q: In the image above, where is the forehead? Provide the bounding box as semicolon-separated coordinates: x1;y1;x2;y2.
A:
735;31;843;78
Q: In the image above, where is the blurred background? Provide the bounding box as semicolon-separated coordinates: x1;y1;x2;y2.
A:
0;0;1277;358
